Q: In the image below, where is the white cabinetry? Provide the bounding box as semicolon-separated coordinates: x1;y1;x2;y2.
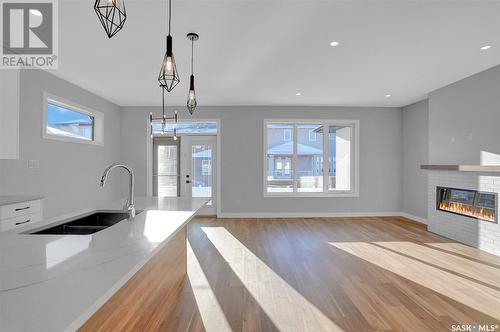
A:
0;199;43;232
0;70;20;159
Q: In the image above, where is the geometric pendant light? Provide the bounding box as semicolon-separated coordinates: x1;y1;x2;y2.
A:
94;0;127;38
158;0;180;92
186;33;199;115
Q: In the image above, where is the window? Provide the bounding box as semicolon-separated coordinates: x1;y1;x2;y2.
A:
152;121;217;135
202;159;212;176
265;120;358;196
283;129;292;142
308;130;317;142
43;93;103;145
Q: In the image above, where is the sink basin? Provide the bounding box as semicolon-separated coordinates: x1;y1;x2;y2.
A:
30;211;142;235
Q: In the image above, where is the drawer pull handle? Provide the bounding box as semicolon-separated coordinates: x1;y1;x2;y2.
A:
15;206;31;211
15;219;31;226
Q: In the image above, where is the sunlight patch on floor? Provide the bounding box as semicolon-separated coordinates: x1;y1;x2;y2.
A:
426;242;500;267
374;241;500;289
187;240;232;332
202;227;343;332
329;241;500;320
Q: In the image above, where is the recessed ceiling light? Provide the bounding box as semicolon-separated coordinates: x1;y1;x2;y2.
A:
481;45;492;50
385;94;392;98
330;41;340;47
295;92;301;96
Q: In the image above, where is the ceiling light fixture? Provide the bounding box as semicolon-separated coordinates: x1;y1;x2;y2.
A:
385;94;392;98
94;0;126;38
295;92;301;96
158;0;180;92
186;33;199;115
150;88;178;139
330;41;339;47
481;45;492;50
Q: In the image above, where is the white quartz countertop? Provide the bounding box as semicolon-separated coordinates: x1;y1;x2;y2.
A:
0;196;207;332
0;195;44;206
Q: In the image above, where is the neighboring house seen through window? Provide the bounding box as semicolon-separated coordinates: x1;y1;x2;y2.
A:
265;120;358;196
43;93;104;145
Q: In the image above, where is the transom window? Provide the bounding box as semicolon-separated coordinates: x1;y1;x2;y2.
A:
265;120;359;196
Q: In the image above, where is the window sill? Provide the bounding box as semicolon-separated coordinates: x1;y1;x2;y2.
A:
43;133;103;146
264;192;359;198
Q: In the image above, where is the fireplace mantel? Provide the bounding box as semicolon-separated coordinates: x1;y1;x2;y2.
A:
421;165;500;173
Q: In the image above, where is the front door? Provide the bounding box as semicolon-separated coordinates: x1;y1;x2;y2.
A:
181;136;217;215
153;137;180;197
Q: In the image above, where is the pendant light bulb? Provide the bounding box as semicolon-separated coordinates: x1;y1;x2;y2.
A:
165;56;173;72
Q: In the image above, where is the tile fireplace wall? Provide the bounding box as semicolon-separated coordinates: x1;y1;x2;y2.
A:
428;171;500;256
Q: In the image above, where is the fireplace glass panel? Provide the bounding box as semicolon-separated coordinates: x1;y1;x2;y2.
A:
436;187;497;223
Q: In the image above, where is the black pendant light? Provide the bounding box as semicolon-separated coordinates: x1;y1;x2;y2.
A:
186;33;199;115
94;0;126;38
158;0;180;92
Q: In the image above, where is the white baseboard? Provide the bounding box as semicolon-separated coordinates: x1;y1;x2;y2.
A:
399;213;427;225
218;211;402;218
216;211;428;225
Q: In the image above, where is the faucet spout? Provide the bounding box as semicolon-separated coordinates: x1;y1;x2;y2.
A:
100;163;135;219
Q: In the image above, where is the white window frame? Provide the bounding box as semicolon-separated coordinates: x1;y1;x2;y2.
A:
42;92;104;146
264;119;360;198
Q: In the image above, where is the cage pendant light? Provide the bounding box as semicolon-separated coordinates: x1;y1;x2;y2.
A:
186;33;199;115
158;0;180;92
94;0;126;38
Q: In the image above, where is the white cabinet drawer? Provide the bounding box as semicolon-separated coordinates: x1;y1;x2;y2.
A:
0;212;42;231
0;200;41;220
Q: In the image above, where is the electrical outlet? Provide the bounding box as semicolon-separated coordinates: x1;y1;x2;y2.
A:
28;160;40;169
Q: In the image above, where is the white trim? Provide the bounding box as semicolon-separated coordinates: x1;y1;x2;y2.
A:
263;119;360;197
217;211;428;224
399;213;427;225
42;92;104;146
146;118;222;218
217;212;403;218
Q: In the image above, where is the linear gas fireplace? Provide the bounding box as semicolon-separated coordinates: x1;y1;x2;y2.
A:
436;187;497;223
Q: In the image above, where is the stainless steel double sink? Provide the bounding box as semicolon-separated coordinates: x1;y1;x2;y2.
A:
29;211;142;235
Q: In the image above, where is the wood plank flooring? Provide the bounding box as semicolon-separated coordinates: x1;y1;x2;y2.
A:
87;217;500;331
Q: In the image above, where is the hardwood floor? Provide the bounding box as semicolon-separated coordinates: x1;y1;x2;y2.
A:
86;217;500;331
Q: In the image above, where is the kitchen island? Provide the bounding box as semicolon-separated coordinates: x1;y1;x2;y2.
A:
0;196;207;332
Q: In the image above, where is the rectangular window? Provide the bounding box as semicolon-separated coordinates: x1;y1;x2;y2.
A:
152;121;217;135
308;130;317;142
43;93;103;145
265;120;358;196
283;129;292;142
267;123;294;193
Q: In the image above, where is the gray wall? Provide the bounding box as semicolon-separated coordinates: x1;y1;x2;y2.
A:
402;100;429;221
121;106;403;215
0;70;124;219
429;65;500;165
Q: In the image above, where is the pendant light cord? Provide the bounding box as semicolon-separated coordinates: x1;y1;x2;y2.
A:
191;39;194;75
162;88;165;119
168;0;172;36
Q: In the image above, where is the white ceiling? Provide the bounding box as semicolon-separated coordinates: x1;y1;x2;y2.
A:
54;0;500;107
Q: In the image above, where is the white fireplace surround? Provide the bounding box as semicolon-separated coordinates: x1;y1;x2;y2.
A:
428;171;500;256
